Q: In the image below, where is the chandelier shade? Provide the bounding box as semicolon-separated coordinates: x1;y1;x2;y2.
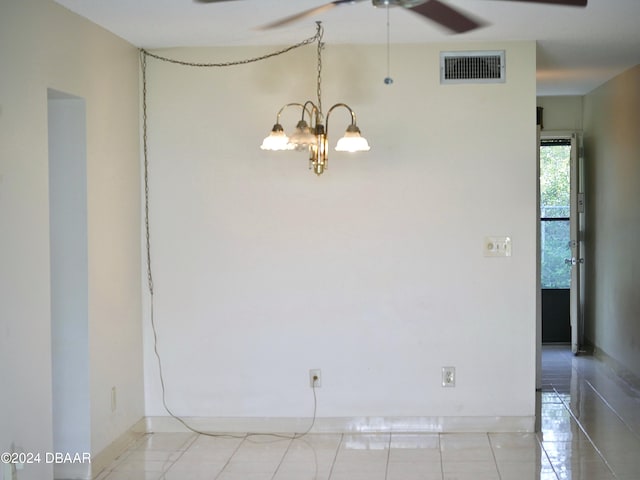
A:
335;124;371;152
288;119;317;150
260;123;293;151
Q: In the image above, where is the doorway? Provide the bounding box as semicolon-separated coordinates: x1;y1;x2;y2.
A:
540;138;572;343
48;89;91;479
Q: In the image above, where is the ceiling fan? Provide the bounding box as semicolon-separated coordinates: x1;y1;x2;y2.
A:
194;0;587;34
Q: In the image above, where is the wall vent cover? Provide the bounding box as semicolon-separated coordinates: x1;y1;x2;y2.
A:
440;51;505;84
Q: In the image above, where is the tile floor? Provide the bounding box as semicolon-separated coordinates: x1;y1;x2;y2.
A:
95;346;640;480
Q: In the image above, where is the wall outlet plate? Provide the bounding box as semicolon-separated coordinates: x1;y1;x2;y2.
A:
442;366;456;387
111;386;117;412
309;369;321;388
484;236;512;257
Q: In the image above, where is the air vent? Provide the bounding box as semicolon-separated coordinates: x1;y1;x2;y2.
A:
440;51;505;84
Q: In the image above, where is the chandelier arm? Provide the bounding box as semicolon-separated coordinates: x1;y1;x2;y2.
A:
275;102;315;124
325;103;357;138
301;100;320;126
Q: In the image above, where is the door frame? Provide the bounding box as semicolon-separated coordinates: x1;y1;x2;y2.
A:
536;130;585;388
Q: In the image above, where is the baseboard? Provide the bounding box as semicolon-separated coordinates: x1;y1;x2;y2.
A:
89;418;146;480
589;344;640;392
145;415;534;434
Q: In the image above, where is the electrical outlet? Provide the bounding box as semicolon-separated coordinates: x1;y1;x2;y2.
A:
309;369;321;388
442;366;456;387
111;386;117;412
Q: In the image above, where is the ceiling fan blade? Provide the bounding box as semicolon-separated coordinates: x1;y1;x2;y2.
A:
193;0;240;3
257;0;365;30
409;0;486;34
500;0;587;5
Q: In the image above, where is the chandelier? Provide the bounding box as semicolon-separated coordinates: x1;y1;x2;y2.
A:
260;22;370;176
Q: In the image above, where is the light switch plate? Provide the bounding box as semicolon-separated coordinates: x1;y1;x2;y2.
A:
484;236;512;257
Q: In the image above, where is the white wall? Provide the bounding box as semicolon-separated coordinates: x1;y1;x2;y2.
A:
0;1;142;478
583;64;640;378
143;41;537;431
537;96;583;132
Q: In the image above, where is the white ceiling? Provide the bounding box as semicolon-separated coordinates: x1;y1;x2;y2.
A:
54;0;640;95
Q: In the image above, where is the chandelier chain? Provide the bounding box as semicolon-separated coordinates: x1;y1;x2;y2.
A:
140;30;321;68
140;50;154;297
140;26;323;298
316;22;324;116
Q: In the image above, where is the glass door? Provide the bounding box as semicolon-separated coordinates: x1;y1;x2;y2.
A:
568;134;585;353
540;137;572;344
